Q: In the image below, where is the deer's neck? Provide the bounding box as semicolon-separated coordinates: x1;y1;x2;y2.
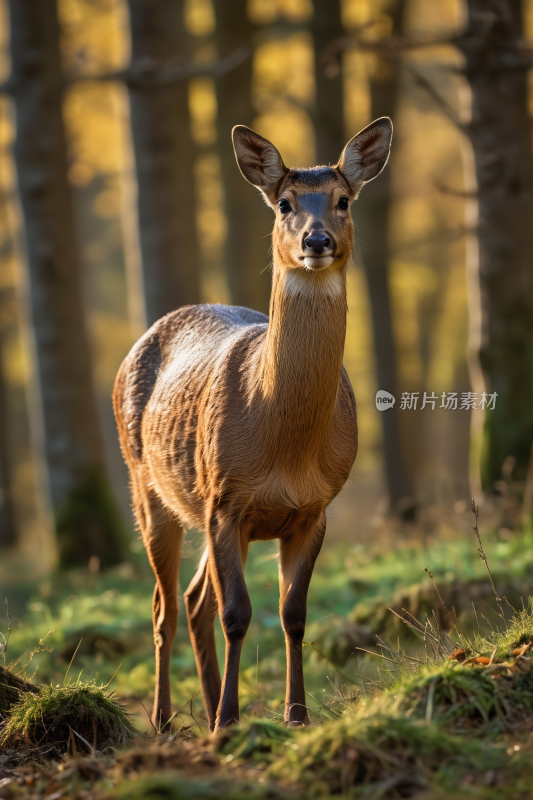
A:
252;263;347;462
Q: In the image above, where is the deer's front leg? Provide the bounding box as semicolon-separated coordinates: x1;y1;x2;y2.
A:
208;515;250;731
279;515;325;724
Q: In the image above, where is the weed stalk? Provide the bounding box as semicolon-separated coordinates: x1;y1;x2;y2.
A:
472;498;505;622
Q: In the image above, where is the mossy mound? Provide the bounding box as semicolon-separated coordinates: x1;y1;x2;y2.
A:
215;719;290;762
112;773;289;800
1;679;136;751
270;714;506;796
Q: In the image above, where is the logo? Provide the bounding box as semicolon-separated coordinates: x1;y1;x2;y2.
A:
376;390;396;411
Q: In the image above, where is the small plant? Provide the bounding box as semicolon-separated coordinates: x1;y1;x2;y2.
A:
1;678;136;752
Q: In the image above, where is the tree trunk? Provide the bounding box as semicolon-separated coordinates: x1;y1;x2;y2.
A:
311;0;345;164
357;0;414;512
213;0;271;314
126;0;201;327
7;0;126;568
459;0;533;489
0;664;39;714
0;309;17;549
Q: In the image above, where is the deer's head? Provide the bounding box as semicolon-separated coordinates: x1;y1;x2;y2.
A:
232;118;392;276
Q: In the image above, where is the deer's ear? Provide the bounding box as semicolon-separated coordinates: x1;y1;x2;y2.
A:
337;117;392;196
232;126;288;204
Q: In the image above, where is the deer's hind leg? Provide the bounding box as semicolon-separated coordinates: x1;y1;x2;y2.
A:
184;547;221;731
133;477;183;730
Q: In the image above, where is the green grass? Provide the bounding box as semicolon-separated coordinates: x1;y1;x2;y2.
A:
1;677;136;750
3;526;533;731
3;524;533;796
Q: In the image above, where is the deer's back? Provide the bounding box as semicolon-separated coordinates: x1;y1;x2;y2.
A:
113;304;268;527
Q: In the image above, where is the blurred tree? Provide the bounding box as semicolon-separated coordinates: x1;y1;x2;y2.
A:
311;0;345;164
459;0;533;490
6;0;127;567
361;0;414;514
0;300;16;548
213;0;271;314
333;1;414;512
126;0;201;326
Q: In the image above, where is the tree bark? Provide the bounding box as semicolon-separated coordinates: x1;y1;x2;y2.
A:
356;0;414;511
213;0;271;314
0;310;17;549
311;0;346;164
7;0;126;568
0;664;39;714
459;0;533;489
126;0;201;327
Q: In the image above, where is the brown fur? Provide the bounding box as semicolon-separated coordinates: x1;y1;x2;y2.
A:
113;118;392;732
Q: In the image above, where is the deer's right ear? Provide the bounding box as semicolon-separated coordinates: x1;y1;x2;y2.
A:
232;126;288;205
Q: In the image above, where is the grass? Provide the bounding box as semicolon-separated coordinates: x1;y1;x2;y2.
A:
1;677;136;751
2;517;533;796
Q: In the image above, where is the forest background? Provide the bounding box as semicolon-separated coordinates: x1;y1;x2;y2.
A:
0;0;532;610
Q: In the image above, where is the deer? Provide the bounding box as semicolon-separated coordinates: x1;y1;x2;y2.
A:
113;117;392;733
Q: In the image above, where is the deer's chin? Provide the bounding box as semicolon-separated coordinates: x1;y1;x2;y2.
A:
302;256;334;271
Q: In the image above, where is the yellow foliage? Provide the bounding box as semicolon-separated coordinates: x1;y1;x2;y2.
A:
254;32;315;109
184;0;215;36
58;0;128;74
276;0;312;22
189;77;217;146
63;82;123;177
248;0;278;26
90;311;134;393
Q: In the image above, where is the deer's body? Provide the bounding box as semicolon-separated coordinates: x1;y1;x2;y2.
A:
113;119;392;732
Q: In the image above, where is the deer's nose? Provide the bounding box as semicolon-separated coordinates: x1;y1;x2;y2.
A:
304;233;331;255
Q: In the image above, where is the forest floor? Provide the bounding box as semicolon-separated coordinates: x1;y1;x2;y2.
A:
2;515;533;798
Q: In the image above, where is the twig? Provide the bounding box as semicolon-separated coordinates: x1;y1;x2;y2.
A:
472;498;505;622
2;46;251;94
425;567;447;610
69;726;96;757
405;65;467;133
138;698;158;736
309;642;356;686
63;639;83;684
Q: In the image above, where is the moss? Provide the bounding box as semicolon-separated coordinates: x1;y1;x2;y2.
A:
112;774;290;800
1;678;136;750
477;600;533;653
215;719;292;762
56;467;129;569
270;714;506;796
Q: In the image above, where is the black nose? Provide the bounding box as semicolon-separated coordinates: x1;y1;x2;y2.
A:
304;233;331;255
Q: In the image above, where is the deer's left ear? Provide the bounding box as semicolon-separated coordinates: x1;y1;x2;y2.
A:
337;117;393;197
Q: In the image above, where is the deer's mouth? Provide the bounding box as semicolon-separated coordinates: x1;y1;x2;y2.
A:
300;255;335;271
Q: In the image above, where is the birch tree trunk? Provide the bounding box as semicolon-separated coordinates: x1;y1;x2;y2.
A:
459;0;533;490
7;0;126;567
213;0;271;314
126;0;200;327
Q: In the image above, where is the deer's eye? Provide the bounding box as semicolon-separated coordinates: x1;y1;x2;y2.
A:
338;196;349;211
278;198;292;214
